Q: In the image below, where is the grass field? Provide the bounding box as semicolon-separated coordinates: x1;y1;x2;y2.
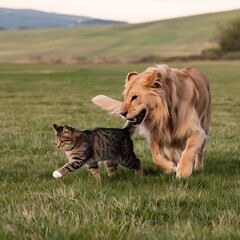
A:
0;9;240;63
0;61;239;239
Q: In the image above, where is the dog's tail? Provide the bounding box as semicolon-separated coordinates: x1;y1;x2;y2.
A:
92;95;136;136
92;95;122;114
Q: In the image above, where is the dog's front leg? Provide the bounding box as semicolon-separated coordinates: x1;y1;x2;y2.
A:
150;138;176;174
176;129;205;178
164;147;180;165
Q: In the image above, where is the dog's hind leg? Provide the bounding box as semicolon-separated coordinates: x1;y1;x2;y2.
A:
194;139;206;171
195;106;210;171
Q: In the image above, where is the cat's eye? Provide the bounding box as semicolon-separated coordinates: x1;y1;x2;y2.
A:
131;95;138;102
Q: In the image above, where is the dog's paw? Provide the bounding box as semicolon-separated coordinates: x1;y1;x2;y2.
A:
176;163;193;178
163;161;176;174
53;171;63;178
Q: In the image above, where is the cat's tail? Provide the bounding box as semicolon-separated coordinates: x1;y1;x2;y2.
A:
123;122;136;136
92;95;122;114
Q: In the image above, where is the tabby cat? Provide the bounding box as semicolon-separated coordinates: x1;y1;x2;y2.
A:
53;123;142;181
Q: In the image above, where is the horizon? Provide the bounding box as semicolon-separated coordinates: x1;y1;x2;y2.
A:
0;0;240;23
1;6;240;24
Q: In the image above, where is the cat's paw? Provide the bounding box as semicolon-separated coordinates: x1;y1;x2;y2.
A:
53;171;63;178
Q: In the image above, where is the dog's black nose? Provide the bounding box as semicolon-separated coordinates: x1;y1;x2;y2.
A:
120;111;128;117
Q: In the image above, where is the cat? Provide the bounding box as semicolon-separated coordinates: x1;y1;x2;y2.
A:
53;123;142;181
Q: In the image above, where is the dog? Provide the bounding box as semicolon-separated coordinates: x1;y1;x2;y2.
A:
92;64;211;178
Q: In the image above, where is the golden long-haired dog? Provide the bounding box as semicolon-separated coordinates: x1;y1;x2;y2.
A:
92;64;211;178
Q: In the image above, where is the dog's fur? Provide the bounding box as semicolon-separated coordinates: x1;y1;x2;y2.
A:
92;64;211;177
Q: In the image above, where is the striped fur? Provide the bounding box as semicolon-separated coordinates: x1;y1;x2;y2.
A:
53;123;142;181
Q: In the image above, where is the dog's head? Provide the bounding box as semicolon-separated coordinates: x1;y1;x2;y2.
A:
120;67;164;126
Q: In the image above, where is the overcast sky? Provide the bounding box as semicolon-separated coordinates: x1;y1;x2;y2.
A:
1;0;240;23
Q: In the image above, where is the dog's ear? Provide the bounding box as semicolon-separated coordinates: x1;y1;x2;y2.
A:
152;74;162;89
145;70;162;88
126;72;138;83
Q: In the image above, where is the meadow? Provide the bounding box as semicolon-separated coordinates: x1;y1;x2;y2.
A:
0;61;239;239
0;9;239;63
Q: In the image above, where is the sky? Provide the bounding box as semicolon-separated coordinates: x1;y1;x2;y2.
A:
0;0;240;23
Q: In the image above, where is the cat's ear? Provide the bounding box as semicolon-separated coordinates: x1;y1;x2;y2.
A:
63;125;73;133
53;124;63;133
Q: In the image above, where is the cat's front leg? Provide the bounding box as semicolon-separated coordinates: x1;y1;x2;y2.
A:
53;158;85;178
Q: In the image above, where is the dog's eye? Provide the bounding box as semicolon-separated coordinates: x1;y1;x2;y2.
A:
131;95;138;102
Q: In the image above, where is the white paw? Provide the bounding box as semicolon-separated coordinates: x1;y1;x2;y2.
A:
53;171;63;178
163;161;176;174
176;163;193;178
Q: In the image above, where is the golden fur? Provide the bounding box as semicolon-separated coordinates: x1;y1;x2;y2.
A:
92;64;211;177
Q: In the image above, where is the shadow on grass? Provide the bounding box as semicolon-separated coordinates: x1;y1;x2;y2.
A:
142;150;240;179
142;165;163;176
204;152;240;176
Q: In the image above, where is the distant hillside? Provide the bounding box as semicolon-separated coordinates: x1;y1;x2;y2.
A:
0;9;239;63
0;8;126;29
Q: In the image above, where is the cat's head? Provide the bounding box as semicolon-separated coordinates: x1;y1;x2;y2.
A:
53;124;77;151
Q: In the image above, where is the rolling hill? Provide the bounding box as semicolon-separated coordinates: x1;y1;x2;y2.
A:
0;8;126;30
0;9;239;63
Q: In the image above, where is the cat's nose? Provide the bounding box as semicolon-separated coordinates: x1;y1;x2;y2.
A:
120;111;128;117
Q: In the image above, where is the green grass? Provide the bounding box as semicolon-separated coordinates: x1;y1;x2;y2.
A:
0;9;240;62
0;61;240;239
